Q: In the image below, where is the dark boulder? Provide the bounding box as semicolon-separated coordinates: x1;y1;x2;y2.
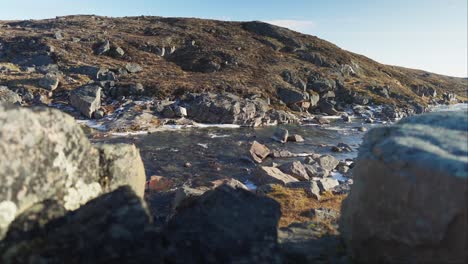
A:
162;185;282;264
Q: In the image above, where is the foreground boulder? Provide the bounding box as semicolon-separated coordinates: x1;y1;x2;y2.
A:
0;187;160;263
341;111;468;264
0;104;146;239
162;185;282;263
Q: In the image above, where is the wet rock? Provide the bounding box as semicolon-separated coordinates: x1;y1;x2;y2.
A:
125;63;143;73
288;134;304;142
278;161;310;181
0;186;160;264
331;143;353;153
254;166;299;186
313;116;330;124
162;185;282;264
70;85;101;118
286;181;321;200
272;128;289;143
38;73;59;91
341;111;468;264
249;141;271;163
270;149;297;158
315;155;340;171
342;114;351;122
0;86;21;105
365;117;375;123
316;178;339;193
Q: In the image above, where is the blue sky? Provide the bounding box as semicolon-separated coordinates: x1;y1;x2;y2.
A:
1;0;467;77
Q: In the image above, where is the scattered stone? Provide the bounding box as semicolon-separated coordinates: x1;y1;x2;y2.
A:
331;142;353;153
125;63;143;73
54;31;63;40
270;149;297;158
249;141;271;163
272;128;289;143
278;161;310;181
254;166;299;185
341;111;468;264
38;73;59;91
70;85;102;118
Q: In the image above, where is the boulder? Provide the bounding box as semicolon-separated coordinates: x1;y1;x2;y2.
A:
278;161;310;181
162;185;282;263
341;111;468;264
307;78;336;93
285;181;321;200
304;163;330;178
95;144;146;198
0;186;160;263
318;100;339;115
249;141;271;163
183;92;269;126
38;73;59;91
0;105;146;239
315;155;339;171
316;178;339;193
288;134;304;142
95;40;110;55
254;166;299;185
277;87;309;105
70;85;101;118
0;86;21;105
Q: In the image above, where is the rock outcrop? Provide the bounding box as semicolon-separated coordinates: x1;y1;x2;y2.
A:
341;111;468;264
0;104;146;239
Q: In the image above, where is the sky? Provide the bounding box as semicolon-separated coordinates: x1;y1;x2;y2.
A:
0;0;466;77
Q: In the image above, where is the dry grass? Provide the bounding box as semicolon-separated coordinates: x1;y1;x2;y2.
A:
266;184;347;228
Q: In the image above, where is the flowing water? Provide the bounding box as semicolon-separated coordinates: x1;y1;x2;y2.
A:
93;104;467;188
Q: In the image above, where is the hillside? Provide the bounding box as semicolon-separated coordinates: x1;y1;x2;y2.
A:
0;15;466;121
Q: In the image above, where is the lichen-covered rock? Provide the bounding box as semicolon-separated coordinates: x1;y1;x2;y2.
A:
341;111;468;264
0;104;146;239
96;144;146;198
0;86;21;105
0;186;161;264
162;185;282;263
0;104;100;238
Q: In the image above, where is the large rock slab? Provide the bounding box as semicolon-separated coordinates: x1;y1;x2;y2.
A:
340;111;468;264
254;166;299;185
162;185;282;263
0;104;146;239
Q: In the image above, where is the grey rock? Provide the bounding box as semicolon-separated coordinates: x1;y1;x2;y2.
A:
341;111;468;264
162;185;282;264
95;144;146;198
311;208;340;224
125;63;143;73
278;161;310;181
315;155;340;171
307;78;336;93
96;40;110;55
277;87;309;106
38;73;59;91
304;163;330;178
249;141;271;163
70;85;101;118
309;91;320;107
318;100;339;115
0;86;21;105
316;178;339;193
254;166;299;186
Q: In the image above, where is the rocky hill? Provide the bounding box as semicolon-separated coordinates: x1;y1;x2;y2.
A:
0;15;466;127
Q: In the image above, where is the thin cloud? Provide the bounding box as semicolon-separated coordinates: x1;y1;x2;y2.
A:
263;19;316;33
